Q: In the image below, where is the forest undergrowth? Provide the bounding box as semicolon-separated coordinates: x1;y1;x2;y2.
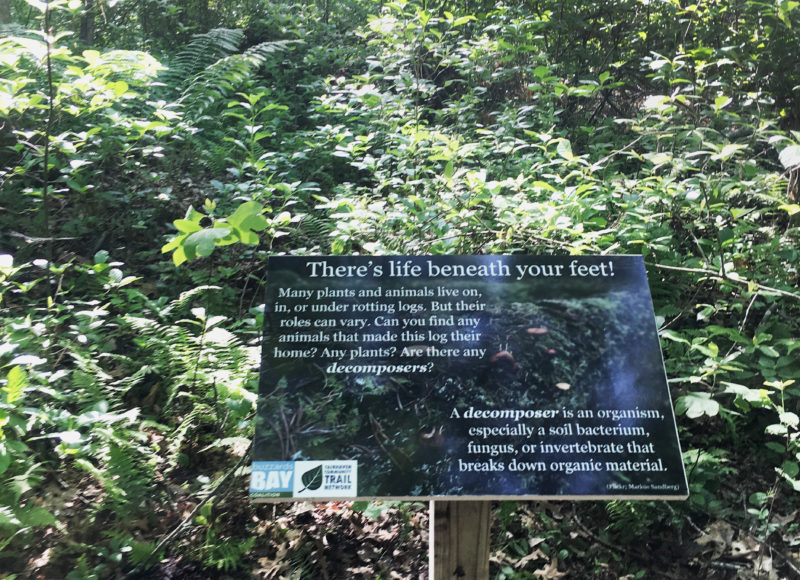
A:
1;0;800;577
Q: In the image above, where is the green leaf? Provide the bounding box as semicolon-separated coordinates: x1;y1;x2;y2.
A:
643;151;672;166
452;15;476;27
238;213;269;235
779;145;800;169
4;366;26;405
556;139;574;160
722;382;764;404
300;465;323;492
224;202;268;245
691;341;719;358
174;219;203;234
675;392;720;418
713;95;731;111
0;507;21;528
108;80;130;98
766;423;788;435
711;143;746;161
184;228;231;257
780;412;799;428
225;201;262;228
782;460;800;479
20;506;56;527
94;250;109;264
758;345;780;358
765;442;786;454
162;233;191;266
0;443;10;477
444;160;454;179
659;329;690;344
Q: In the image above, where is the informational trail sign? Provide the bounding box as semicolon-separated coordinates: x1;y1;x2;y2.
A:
250;255;688;501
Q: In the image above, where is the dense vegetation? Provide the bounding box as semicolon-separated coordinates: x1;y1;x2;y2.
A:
1;0;799;577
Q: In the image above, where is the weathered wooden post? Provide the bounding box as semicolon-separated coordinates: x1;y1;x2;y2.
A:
431;500;490;579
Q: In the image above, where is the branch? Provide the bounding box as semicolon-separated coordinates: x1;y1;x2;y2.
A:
43;2;55;266
651;263;800;303
590;136;643;171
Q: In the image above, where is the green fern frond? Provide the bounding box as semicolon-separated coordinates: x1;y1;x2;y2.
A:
605;500;660;538
242;39;299;62
166;403;214;470
202;143;232;173
0;24;36;39
163;28;245;87
74;440;154;515
169;285;223;314
202;535;256;571
177;40;298;120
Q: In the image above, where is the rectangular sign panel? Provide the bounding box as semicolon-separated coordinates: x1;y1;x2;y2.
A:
251;255;688;500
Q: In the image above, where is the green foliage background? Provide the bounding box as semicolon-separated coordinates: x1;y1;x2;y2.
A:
1;0;800;577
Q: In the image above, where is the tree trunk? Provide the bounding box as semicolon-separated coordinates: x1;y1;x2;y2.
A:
80;0;95;45
0;0;12;25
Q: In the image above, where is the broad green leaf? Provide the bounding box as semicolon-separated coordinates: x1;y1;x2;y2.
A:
644;151;672;166
782;461;800;479
82;49;100;64
675;392;720;418
174;219;203;234
4;366;26;405
691;341;718;358
766;423;789;435
757;345;780;358
231;222;266;245
779;145;800;169
780;412;799;428
659;329;690;344
722;382;764;403
161;233;187;253
765;442;786;454
184;228;231;257
778;0;799;26
94;250;109;264
714;95;731;111
0;443;10;476
108;81;129;98
556;139;574;160
452;16;475;26
711;143;746;161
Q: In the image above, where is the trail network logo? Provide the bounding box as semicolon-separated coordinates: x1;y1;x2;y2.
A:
293;461;358;497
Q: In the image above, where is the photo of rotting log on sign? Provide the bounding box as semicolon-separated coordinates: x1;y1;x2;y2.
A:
250;255;688;501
